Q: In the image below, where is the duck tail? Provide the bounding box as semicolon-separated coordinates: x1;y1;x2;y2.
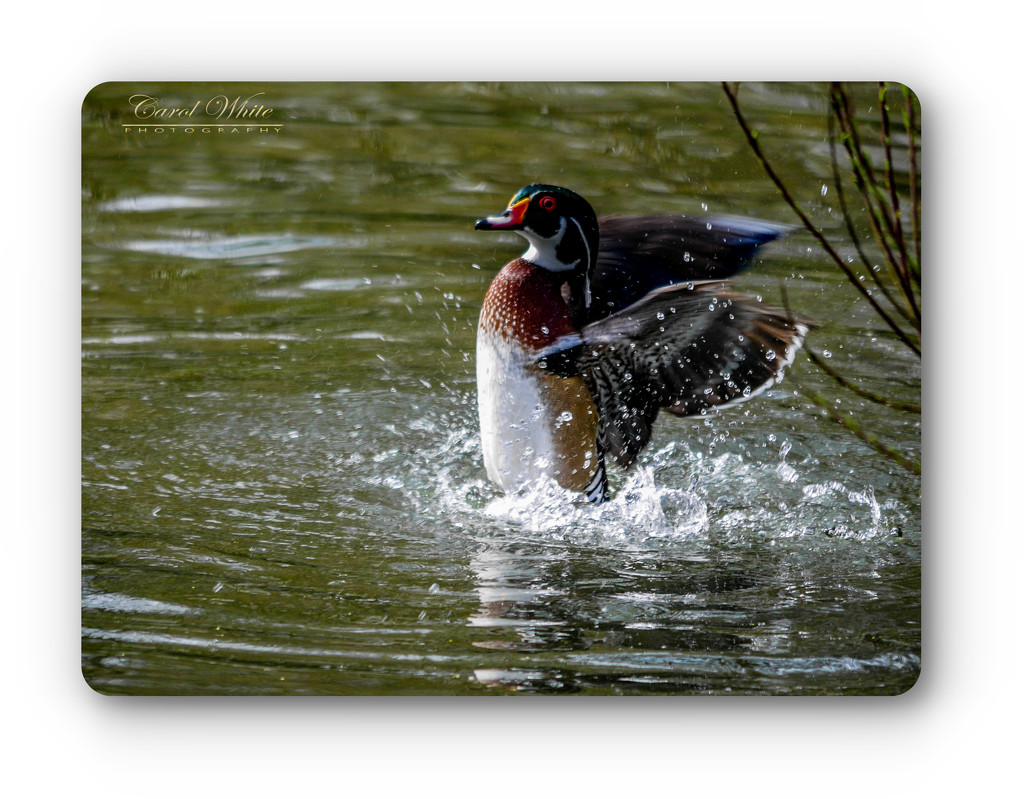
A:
584;448;610;504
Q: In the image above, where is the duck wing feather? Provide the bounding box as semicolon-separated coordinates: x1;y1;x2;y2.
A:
590;215;794;320
539;281;810;469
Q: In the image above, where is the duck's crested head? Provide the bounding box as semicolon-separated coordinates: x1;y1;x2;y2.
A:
475;184;599;273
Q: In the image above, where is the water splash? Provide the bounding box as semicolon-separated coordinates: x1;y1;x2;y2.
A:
363;389;910;547
776;440;800;483
800;481;892;539
477;467;707;540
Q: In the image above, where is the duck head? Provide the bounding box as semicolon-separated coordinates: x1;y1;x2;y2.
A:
475;184;599;274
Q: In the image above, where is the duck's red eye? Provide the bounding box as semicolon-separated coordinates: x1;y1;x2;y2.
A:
538;195;556;211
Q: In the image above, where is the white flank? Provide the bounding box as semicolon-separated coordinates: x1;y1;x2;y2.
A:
476;328;555;491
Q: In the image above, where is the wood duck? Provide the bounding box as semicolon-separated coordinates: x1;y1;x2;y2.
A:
474;184;809;503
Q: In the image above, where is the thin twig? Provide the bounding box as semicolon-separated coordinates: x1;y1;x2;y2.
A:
803;388;921;475
805;348;921;413
779;283;919;415
878;83;920;321
902;86;921;276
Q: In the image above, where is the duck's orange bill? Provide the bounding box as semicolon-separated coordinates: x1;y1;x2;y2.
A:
475;197;530;230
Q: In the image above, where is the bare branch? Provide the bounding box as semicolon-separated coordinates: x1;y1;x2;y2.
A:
805;348;921;413
828;106;918;329
722;82;920;357
803;389;921;475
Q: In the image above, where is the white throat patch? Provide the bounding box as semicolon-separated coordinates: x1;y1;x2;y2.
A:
519;217;578;272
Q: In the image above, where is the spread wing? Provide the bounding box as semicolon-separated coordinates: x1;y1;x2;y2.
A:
590;215;794;320
543;281;810;469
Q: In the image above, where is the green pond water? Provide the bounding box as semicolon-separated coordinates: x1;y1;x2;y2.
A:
82;82;921;695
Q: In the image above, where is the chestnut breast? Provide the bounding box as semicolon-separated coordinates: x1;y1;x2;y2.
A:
479;259;578;351
476;258;599;492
